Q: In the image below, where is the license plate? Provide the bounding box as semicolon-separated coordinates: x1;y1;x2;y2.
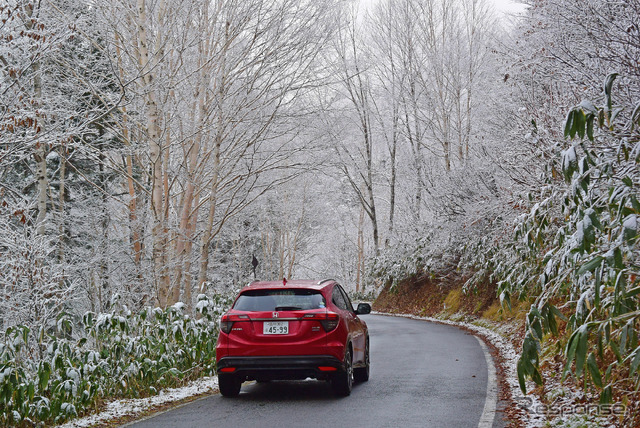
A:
263;321;289;335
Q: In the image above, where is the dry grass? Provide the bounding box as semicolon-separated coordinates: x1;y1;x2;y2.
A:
443;288;462;313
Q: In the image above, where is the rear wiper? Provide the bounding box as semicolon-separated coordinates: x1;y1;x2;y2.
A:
274;306;302;311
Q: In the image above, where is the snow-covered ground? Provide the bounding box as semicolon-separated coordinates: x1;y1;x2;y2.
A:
59;377;219;428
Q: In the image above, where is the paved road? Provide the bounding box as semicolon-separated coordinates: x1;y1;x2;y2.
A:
126;315;500;428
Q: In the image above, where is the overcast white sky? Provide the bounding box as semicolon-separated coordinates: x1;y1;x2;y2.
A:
358;0;528;19
490;0;528;16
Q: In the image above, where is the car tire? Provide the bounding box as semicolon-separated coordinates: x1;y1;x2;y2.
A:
354;337;370;382
219;374;241;397
331;347;353;396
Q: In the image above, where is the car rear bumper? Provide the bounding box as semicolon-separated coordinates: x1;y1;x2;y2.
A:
216;355;345;381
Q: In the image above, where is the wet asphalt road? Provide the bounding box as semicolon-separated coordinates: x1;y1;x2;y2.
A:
125;314;498;428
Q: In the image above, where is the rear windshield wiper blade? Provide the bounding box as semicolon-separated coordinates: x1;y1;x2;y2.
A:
274;306;302;311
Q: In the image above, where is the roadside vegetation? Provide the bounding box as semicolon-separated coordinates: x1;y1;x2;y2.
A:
0;295;229;427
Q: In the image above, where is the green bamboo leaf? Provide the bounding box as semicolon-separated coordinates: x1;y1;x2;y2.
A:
563;328;580;379
547;308;558;335
594;268;601;308
587;208;601;230
630;347;640;376
531;318;543;341
532;367;543;385
587;353;602;388
577;256;603;276
600;385;612;404
586;115;594;140
605;247;623;270
620;324;629;353
38;362;50;391
575;110;586;139
623;215;638;243
551;305;568;321
575;325;588;378
27;382;34;401
517;359;527;394
627;286;640;298
604;73;618;113
564;110;575;138
610;341;622;362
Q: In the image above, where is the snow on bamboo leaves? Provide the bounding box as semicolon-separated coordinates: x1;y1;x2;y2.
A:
516;74;640;404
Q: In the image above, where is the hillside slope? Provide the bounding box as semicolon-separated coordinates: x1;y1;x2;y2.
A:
374;273;501;319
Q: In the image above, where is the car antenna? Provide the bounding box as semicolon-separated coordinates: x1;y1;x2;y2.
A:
283;277;287;286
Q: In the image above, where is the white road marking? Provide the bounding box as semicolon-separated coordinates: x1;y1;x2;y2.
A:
475;335;498;428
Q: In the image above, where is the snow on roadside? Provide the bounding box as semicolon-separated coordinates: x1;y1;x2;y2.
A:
59;376;219;428
373;311;546;427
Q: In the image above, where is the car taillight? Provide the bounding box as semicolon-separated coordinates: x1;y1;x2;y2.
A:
302;312;340;332
303;312;340;333
219;314;249;334
320;312;340;332
220;316;233;334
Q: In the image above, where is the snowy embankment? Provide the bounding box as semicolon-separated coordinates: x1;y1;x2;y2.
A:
59;377;218;428
373;311;546;428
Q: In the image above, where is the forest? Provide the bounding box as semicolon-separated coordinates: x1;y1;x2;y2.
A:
1;0;639;425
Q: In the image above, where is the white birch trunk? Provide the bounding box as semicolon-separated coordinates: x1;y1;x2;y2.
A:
136;0;167;306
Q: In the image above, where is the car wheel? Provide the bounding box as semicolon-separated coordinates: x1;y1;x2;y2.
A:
354;337;370;382
219;374;241;397
331;347;353;396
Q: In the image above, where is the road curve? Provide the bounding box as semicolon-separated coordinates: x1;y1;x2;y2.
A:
125;314;499;428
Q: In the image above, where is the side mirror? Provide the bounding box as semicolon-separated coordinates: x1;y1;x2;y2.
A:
355;302;371;315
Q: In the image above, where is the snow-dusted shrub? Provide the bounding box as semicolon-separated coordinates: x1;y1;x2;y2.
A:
0;294;232;426
0;199;72;335
493;75;640;402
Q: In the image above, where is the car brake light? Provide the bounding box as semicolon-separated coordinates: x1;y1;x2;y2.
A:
220;367;236;373
320;312;339;332
300;312;340;332
219;314;249;334
219;316;233;334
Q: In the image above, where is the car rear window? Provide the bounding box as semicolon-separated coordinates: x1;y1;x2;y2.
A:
233;289;326;312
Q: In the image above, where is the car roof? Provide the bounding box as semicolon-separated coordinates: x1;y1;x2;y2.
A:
240;279;336;292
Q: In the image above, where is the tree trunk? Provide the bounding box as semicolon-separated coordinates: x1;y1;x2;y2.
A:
197;131;221;289
25;2;48;237
34;140;48;236
136;0;167;307
115;32;142;279
197;21;228;290
386;113;398;248
58;145;66;264
356;207;365;293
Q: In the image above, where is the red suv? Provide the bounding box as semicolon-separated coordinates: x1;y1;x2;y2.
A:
215;279;371;397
